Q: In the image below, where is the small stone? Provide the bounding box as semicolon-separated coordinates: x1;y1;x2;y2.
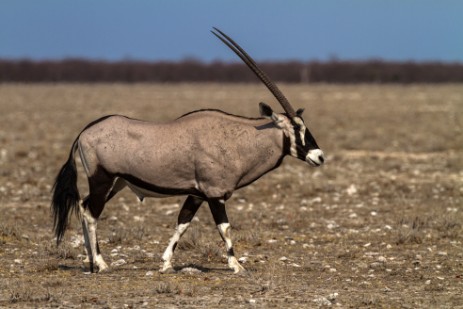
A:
248;299;257;304
111;259;127;267
437;251;448;256
377;256;387;263
238;257;248;263
346;184;357;196
425;280;431;285
145;271;154;276
279;256;288;262
181;267;202;274
328;292;338;301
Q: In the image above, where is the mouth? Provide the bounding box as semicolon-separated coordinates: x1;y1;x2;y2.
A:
306;158;321;167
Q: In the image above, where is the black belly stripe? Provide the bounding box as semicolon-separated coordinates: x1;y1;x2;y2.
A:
115;173;206;199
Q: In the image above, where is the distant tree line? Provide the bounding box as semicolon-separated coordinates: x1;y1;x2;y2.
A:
1;58;462;83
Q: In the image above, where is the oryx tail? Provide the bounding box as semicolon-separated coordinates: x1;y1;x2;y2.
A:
51;138;80;245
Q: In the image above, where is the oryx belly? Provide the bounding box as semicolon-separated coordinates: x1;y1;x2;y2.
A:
125;181;172;199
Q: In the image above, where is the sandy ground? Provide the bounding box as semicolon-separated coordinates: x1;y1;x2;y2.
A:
0;83;462;308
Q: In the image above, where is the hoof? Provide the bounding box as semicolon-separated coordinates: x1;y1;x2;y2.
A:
229;258;246;274
97;265;109;273
159;266;176;274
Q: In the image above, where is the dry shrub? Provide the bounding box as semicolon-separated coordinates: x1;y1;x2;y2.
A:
154;282;179;294
0;223;22;244
178;226;203;250
396;216;427;245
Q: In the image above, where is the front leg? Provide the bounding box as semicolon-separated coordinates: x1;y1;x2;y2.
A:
160;195;203;273
208;199;245;274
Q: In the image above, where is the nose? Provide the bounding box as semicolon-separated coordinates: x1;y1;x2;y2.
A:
306;149;325;166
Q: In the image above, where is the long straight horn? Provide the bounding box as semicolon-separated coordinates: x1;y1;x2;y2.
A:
211;27;296;118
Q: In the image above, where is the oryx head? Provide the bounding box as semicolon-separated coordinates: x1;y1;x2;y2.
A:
212;27;325;167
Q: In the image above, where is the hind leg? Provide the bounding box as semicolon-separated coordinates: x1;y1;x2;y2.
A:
160;195;204;273
81;172;119;273
79;197;92;267
81;177;126;272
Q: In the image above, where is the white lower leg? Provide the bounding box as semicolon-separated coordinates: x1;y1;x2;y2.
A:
80;203;92;265
81;220;91;265
82;209;108;272
217;223;245;273
160;223;190;273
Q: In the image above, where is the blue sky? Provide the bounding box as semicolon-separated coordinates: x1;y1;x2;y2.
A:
0;1;462;62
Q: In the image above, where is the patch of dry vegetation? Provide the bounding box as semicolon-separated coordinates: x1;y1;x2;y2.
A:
0;84;462;308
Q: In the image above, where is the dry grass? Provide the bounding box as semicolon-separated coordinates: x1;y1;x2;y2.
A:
0;83;462;308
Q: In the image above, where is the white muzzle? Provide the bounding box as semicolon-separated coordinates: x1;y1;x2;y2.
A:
306;149;325;166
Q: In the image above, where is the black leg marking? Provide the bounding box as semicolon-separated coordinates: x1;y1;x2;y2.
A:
208;199;229;225
160;195;204;273
208;199;245;273
178;195;204;224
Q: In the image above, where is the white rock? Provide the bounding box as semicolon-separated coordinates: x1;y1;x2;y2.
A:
377;256;387;263
346;184;357;196
181;267;202;274
111;259;127;267
248;299;257;304
279;256;288;262
145;271;154;276
238;257;248;263
328;292;338;301
313;296;332;306
425;280;431;285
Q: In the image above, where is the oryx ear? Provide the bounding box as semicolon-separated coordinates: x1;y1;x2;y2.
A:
259;102;274;118
296;108;305;116
259;102;284;127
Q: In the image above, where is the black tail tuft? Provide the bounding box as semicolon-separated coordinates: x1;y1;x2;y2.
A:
51;141;80;245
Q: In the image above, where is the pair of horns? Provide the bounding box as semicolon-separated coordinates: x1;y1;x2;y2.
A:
211;27;297;118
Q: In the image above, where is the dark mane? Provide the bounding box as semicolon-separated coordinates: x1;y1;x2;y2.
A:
177;109;264;121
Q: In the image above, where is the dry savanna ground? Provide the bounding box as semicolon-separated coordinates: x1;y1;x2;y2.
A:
0;83;462;308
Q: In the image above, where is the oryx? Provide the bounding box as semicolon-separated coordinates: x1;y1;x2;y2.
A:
51;28;325;274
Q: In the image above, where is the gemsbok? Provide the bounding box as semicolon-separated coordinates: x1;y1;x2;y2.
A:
51;28;325;274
